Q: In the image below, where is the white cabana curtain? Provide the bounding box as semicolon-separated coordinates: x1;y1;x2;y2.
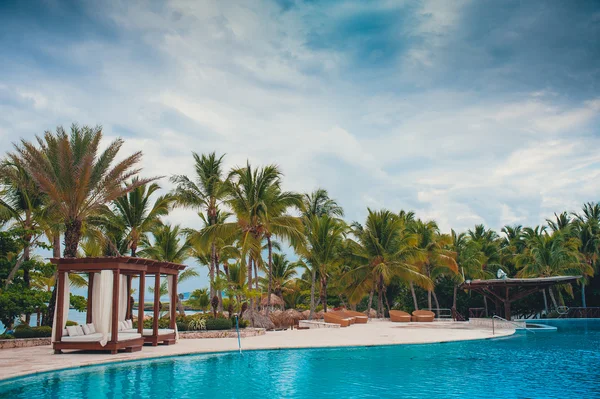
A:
51;273;70;342
119;274;127;321
167;275;179;340
92;270;114;346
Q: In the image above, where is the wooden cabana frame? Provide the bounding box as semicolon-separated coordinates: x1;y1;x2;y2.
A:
460;275;581;320
144;263;184;346
50;256;185;354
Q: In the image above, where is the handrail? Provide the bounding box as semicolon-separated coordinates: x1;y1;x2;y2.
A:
492;315;536;335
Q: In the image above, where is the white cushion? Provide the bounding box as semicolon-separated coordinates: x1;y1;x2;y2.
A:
62;328;68;336
87;323;96;334
118;321;127;331
82;324;91;335
126;319;133;329
141;328;175;336
61;332;103;342
66;326;80;337
75;325;84;336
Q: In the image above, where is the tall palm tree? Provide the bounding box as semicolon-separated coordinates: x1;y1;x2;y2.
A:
259;253;297;302
171;152;227;300
411;220;458;311
110;178;173;256
571;202;600;307
346;210;430;317
0;161;47;290
138;224;192;263
10;124;151;326
300;215;347;316
140;224;197;315
10;124;151;257
450;229;488;311
516;230;592;308
302;189;344;219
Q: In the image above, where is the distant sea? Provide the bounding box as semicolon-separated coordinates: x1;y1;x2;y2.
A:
1;309;204;332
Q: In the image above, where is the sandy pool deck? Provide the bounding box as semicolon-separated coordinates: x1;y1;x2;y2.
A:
0;320;514;381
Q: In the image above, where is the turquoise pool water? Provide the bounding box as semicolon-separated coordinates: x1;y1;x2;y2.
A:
1;319;599;398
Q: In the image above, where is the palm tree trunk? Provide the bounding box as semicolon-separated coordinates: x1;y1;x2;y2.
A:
320;274;328;313
215;253;223;312
177;296;186;316
64;219;82;257
43;233;62;327
266;236;273;317
432;289;441;314
452;284;458;310
209;242;216;299
410;282;419;310
4;251;27;289
483;296;488;317
309;265;317;319
366;283;375;320
254;260;259;297
542;289;549;314
581;279;587;308
383;283;392;317
247;254;253;309
548;287;558;309
427;290;432;310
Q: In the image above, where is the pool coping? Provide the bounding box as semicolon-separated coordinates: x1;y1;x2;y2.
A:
0;329;515;383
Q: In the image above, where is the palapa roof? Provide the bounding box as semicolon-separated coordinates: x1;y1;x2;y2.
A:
261;293;285;307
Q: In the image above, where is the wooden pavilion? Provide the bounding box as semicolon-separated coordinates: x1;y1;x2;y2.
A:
460;275;580;320
51;257;185;354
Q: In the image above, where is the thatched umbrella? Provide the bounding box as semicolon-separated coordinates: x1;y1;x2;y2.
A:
314;310;324;320
269;310;284;328
285;309;304;327
366;308;377;318
301;310;310;319
261;294;285;308
242;309;275;330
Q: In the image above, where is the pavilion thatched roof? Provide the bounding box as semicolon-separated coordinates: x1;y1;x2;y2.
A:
261;293;285;307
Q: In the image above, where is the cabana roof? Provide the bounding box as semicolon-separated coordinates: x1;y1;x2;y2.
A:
460;275;581;320
51;256;186;274
460;275;580;289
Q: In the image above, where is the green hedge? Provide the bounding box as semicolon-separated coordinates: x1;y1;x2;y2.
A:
205;318;232;330
12;326;52;338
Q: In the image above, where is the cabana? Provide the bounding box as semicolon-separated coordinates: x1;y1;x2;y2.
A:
133;262;185;346
50;257;185;354
460;275;581;320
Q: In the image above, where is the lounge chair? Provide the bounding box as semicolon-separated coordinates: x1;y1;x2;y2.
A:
330;311;357;324
323;312;352;327
412;310;435;322
389;310;411;322
339;310;369;323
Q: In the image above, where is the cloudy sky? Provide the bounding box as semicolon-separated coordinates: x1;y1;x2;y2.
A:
1;1;599;291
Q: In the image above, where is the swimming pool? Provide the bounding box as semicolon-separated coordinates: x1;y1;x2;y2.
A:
1;319;598;398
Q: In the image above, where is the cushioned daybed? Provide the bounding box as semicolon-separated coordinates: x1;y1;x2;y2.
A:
389;310;412;322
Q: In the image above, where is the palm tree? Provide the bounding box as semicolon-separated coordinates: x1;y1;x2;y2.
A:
516;230;592;309
347;210;430;317
140;224;197;315
571;202;600;307
300;215;347;316
302;189;344;219
171;152;227;300
10;124;151;326
411;220;458;311
10;124;151;257
139;224;192;263
259;253;297;302
450;229;487;311
110;178;173;256
0;161;47;290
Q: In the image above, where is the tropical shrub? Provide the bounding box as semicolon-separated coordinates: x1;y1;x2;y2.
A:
188;317;206;331
205;318;232;330
65;320;78;326
12;325;52;338
0;333;14;339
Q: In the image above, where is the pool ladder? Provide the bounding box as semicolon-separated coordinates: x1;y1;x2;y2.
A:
492;315;536;335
